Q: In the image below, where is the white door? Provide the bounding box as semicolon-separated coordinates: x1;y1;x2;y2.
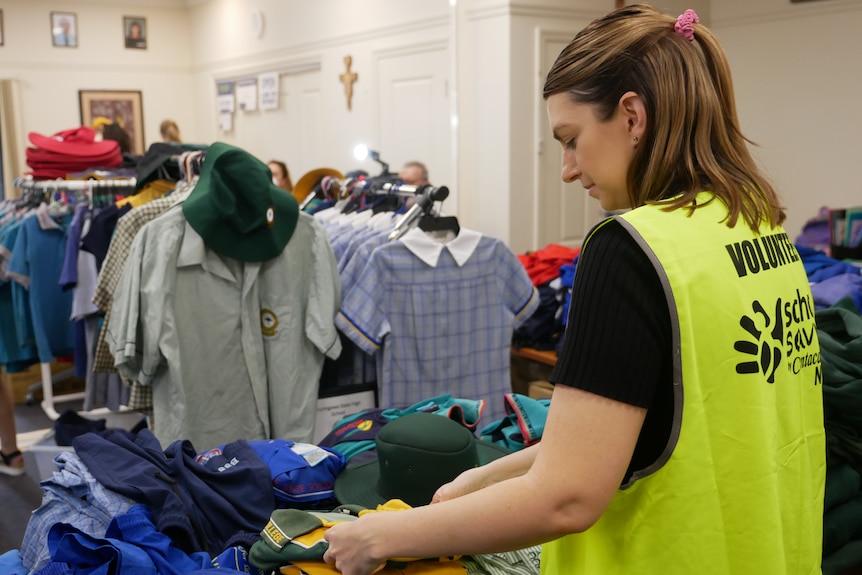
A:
220;68;323;180
377;46;452;210
537;35;605;247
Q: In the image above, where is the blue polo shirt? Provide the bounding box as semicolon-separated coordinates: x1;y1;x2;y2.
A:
0;281;38;372
0;218;38;372
7;211;75;362
1;219;37;356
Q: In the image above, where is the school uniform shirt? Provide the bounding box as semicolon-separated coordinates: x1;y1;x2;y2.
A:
36;505;213;575
20;451;137;573
336;228;538;425
91;180;195;415
107;205;342;451
252;500;467;575
69;213;100;321
6;206;75;363
72;429;275;556
58;202;89;290
0;219;38;371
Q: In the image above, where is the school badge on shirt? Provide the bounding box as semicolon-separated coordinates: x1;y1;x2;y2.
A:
261;309;279;337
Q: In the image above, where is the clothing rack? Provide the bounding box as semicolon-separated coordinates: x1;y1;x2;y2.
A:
13;177;137;191
382;183;450;241
11;176;139;423
298;176;447;210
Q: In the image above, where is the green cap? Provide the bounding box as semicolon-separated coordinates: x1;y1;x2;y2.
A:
334;412;510;508
183;142;299;262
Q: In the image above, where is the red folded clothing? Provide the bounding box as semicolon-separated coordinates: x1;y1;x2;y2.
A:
29;126;120;157
25;126;123;179
27;143;121;162
518;243;581;286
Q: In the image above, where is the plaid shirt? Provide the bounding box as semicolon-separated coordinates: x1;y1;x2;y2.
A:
335;228;538;425
92;180;195;412
20;451;136;572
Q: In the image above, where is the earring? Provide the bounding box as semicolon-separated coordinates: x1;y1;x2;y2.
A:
632;135;639;143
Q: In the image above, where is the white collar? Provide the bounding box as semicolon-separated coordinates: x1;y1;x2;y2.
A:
399;227;482;267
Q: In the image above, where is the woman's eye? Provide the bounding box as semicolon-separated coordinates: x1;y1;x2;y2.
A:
565;139;576;151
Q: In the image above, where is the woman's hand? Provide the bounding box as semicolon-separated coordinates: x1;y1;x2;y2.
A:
432;444;541;504
323;520;386;575
431;466;489;503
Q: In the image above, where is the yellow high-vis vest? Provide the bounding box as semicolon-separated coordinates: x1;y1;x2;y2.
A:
542;194;825;574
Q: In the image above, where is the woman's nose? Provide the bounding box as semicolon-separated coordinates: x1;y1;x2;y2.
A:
561;163;580;184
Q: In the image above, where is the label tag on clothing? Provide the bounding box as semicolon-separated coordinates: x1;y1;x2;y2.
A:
291;442;334;467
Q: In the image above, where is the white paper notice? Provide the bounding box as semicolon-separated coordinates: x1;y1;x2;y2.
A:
219;112;233;132
237;79;258;112
259;72;280;111
216;81;235;114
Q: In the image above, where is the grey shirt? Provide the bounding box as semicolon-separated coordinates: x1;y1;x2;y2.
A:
107;205;342;451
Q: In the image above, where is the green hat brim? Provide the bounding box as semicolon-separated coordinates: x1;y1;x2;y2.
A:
333;439;510;509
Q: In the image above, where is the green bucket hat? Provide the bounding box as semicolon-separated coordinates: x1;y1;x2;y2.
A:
333;412;510;508
183;142;299;262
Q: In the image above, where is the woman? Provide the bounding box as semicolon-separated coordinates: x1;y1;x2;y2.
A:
323;5;825;574
160;119;182;144
268;160;294;195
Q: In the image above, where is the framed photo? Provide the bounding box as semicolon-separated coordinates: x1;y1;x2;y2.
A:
79;90;145;155
123;16;146;50
51;12;78;48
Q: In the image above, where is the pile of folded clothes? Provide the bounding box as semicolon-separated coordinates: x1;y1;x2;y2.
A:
26;126;123;179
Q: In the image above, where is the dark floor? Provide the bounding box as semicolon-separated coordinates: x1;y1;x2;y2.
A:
0;398;83;553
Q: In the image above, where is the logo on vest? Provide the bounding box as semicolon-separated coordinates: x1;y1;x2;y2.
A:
733;289;821;385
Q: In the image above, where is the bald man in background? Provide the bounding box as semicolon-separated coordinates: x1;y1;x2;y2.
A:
398;161;429;187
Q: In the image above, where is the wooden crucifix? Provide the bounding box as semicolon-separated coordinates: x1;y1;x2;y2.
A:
340;55;358;111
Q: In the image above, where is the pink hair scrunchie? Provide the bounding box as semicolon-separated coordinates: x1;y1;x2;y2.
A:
674;9;699;41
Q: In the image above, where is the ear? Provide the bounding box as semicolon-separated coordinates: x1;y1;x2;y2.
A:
618;91;647;141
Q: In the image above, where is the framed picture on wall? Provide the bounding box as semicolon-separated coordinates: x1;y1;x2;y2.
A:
51;12;78;48
123;16;146;50
79;90;145;155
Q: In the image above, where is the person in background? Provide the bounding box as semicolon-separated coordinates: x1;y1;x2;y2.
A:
322;5;825;575
268;160;294;195
160;119;182;144
398;161;429;187
0;373;24;476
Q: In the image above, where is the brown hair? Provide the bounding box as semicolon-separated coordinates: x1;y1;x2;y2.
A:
268;160;293;193
160;119;181;143
543;4;784;231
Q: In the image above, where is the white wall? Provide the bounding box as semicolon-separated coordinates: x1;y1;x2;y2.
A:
0;0;859;246
712;0;862;240
0;0;196;179
186;0;452;192
502;0;860;248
